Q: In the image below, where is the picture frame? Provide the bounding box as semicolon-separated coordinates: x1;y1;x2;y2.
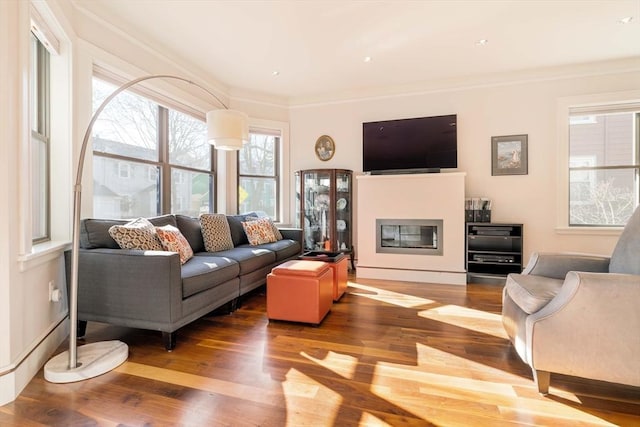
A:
315;135;335;161
491;134;528;176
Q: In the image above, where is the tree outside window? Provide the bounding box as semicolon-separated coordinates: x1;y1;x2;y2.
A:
91;77;215;219
568;110;639;226
238;132;279;219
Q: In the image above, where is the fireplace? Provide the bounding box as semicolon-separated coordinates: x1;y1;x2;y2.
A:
376;219;443;256
356;172;466;285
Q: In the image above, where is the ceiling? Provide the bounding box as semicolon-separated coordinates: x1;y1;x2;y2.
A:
71;0;640;104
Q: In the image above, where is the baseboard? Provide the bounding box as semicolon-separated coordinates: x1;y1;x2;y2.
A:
356;267;467;285
0;316;68;406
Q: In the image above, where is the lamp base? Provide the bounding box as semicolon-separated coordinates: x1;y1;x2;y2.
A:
44;340;128;383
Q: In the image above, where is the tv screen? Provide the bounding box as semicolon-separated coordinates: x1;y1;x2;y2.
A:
362;114;457;174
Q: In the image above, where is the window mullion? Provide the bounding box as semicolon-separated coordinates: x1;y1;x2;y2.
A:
159;106;170;214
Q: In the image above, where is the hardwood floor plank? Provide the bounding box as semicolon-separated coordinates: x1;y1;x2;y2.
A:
2;277;638;426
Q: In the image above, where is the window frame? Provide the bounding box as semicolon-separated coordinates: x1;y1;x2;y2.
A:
556;91;640;234
91;75;217;219
237;126;282;221
30;32;51;244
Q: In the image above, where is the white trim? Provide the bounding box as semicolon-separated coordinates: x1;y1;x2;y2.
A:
0;314;68;406
556;89;640;232
356;267;466;286
17;240;70;272
30;3;60;55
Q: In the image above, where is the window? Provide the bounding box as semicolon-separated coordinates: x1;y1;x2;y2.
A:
92;77;215;219
238;130;279;219
568;106;640;226
30;33;50;242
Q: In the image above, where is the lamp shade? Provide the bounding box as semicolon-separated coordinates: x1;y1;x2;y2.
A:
207;109;249;150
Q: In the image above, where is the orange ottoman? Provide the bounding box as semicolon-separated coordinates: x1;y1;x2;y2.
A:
267;260;333;325
301;252;348;301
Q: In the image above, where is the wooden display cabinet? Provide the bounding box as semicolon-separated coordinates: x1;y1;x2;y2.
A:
295;169;354;269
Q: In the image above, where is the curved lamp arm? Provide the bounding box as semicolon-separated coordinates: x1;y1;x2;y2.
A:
45;74;249;382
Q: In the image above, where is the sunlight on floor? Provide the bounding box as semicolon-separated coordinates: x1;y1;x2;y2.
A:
301;350;358;380
358;412;392;426
282;368;341;427
418;304;507;339
347;282;436;308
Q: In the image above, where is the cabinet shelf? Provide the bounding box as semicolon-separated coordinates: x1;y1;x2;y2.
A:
466;222;523;284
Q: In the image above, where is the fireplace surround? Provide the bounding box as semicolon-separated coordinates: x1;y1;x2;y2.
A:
356;172;466;285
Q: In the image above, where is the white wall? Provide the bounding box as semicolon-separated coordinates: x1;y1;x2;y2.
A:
0;0;71;406
289;69;640;264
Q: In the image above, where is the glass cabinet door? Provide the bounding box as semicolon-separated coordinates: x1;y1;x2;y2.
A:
302;170;332;251
335;171;351;251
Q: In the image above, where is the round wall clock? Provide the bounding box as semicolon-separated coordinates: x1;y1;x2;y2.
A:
315;135;335;161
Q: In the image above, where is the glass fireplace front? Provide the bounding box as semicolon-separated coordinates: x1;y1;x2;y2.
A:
376;219;443;255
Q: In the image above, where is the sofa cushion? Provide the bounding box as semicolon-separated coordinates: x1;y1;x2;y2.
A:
505;273;564;315
80;214;177;249
108;217;164;251
242;217;277;245
181;255;240;298
81;218;127;249
176;214;205;253
156;224;194;264
226;213;258;247
202;247;276;275
200;213;234;252
253;239;301;261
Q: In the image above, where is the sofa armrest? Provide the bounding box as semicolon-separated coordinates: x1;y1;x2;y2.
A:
278;227;303;247
65;248;183;329
526;271;640;387
522;252;610;279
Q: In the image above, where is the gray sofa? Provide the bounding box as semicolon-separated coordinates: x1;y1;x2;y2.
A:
65;213;302;350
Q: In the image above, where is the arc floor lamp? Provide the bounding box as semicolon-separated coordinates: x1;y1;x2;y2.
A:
44;74;249;383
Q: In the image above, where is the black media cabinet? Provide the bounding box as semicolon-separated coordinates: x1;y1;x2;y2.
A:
466;223;523;284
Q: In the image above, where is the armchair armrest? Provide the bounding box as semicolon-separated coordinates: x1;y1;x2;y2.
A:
522;252;610;279
526;271;640;387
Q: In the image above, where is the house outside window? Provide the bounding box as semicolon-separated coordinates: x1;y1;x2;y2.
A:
30;33;50;243
238;130;279;219
568;107;640;226
92;76;215;219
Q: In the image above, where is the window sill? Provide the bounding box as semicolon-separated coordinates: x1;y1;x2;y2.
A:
18;240;71;272
555;226;623;237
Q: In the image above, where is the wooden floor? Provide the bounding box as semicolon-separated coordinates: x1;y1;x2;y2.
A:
2;277;639;426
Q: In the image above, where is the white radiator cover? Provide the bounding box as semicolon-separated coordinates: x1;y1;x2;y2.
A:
356;172;466;285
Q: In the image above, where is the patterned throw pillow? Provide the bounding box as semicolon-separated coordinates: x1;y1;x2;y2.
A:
245;214;283;241
108;217;164;251
269;219;283;241
200;213;234;252
155;225;194;264
242;217;277;245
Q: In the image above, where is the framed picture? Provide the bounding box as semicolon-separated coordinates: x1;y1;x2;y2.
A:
491;134;528;176
315;135;335;161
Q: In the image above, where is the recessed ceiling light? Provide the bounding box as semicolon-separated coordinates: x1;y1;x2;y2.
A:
475;39;488;46
363;56;372;63
272;71;280;76
618;16;633;24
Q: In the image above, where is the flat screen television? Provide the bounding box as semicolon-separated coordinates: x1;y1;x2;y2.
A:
362;114;457;174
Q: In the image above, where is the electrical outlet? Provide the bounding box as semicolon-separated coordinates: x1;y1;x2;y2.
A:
48;281;61;302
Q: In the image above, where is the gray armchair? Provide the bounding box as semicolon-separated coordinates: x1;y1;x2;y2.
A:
502;207;640;394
